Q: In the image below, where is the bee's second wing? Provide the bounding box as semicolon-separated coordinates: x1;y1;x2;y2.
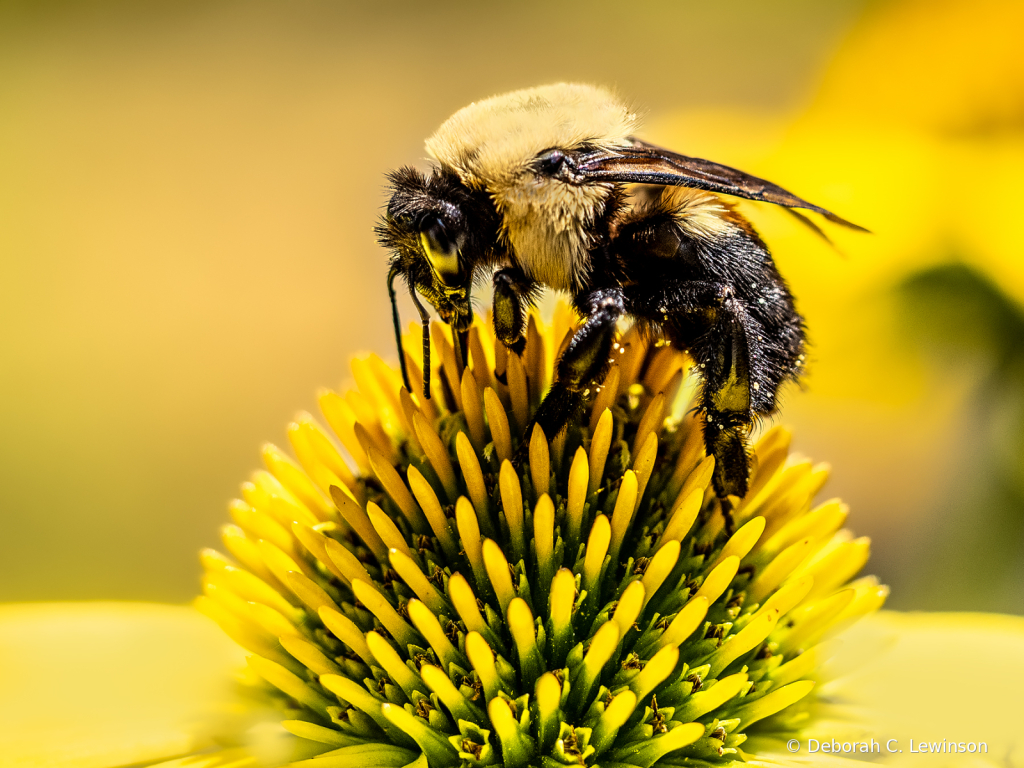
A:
576;139;867;232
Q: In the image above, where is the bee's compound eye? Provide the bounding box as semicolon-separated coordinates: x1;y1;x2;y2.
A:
423;218;452;255
419;216;462;285
536;149;566;175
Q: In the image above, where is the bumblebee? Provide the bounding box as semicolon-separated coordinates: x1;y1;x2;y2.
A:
377;83;863;507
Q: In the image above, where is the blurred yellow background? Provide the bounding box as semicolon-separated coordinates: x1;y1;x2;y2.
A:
2;0;1021;613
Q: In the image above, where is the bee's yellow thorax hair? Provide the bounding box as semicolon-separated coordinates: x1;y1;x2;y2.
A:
425;83;638;186
426;84;639;291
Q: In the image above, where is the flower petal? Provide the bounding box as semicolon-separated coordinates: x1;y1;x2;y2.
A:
829;611;1024;760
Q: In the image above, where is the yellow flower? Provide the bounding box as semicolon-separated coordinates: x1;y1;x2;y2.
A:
3;306;1023;767
194;305;890;767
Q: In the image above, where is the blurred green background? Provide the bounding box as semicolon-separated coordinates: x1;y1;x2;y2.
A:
2;0;1022;614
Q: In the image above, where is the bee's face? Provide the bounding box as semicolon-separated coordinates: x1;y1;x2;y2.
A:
378;166;506;396
378;167;491;332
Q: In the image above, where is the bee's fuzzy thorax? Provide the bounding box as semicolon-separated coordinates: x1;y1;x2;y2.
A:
426;84;639;292
425;83;639;187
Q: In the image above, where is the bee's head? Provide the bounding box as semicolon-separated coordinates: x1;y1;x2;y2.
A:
377;166;496;397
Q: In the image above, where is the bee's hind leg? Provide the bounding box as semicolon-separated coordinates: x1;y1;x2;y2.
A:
697;302;758;536
639;280;756;535
513;287;625;465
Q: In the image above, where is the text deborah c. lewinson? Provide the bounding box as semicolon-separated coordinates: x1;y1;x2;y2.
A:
787;738;989;755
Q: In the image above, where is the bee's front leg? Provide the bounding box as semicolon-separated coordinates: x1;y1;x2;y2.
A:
492;267;537;357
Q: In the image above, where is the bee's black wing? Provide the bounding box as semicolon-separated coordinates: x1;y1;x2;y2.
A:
575;138;868;232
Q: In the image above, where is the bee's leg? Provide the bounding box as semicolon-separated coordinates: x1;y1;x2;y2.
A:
492;267;537;357
515;288;625;463
631;278;754;532
696;296;754;528
614;201;794;533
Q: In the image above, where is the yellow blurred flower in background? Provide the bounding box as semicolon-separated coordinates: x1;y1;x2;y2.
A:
795;0;1024;613
645;0;1024;613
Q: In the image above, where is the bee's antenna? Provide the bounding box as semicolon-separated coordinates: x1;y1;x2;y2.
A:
408;286;432;400
387;267;412;393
